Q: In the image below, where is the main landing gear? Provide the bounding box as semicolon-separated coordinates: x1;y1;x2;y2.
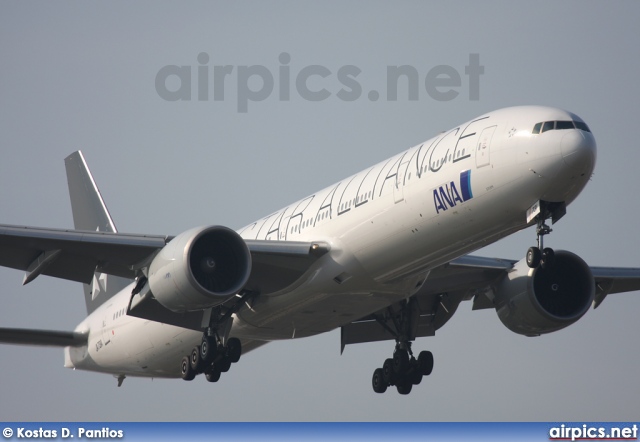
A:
370;299;434;395
179;290;253;383
372;344;434;395
180;334;242;383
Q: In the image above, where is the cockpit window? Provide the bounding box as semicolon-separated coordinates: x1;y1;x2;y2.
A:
532;120;591;134
574;121;591;132
532;122;542;134
556;121;575;130
542;121;555;133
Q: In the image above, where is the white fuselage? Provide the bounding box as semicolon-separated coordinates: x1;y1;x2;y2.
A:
66;105;597;378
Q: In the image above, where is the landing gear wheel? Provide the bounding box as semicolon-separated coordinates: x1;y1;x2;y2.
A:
227;337;242;363
372;368;387;393
393;349;409;374
200;336;216;363
204;367;221;383
417;351;434;376
382;358;394;385
526;247;541;268
218;356;232;373
396;379;413;395
181;356;196;381
541;247;555;268
410;366;423;386
190;346;204;373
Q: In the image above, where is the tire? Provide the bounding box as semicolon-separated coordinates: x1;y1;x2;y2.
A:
410;369;423;385
382;358;394;385
526;247;541;268
393;349;409;374
180;356;195;381
205;367;221;383
372;368;387;393
218;356;232;373
542;248;555;268
227;337;242;364
396;379;413;395
190;346;204;373
200;336;216;363
417;351;434;376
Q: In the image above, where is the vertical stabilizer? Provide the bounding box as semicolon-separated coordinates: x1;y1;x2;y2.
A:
65;151;117;233
64;151;132;314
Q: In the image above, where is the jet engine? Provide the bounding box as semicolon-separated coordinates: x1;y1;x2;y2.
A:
148;226;251;312
494;250;594;336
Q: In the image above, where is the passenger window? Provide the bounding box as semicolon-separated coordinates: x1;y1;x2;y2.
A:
532;123;542;134
556;121;575;130
541;121;555;133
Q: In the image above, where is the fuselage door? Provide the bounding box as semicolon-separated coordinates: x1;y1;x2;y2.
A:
101;304;112;348
476;125;497;168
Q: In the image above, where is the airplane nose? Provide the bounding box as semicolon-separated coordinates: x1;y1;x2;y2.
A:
560;129;596;175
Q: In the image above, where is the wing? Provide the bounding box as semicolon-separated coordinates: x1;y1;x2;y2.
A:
0;223;329;293
0;222;330;335
0;328;88;347
453;257;640;309
340;255;640;350
0;224;169;284
591;266;640;308
340;255;514;350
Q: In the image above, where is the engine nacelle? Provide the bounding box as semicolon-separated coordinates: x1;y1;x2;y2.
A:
494;250;594;336
148;226;251;312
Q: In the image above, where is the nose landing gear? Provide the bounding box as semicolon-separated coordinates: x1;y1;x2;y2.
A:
526;201;565;269
526;218;554;269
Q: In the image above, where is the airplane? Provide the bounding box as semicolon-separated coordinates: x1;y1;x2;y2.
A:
1;105;639;395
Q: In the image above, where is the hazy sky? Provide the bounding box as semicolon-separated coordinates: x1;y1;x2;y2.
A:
1;1;640;421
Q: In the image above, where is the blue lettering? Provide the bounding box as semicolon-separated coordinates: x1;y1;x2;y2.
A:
439;185;454;208
433;189;446;213
450;181;463;205
434;181;466;213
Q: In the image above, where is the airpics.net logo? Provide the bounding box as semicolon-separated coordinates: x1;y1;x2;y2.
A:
155;52;484;112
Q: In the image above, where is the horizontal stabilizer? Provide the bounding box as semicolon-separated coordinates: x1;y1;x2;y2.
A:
0;327;88;347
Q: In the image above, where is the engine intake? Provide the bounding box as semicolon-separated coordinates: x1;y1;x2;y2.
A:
148;226;251;312
494;250;594;336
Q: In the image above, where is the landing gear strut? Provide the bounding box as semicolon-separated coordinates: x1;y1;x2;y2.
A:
370;300;434;395
180;291;253;383
526;201;564;269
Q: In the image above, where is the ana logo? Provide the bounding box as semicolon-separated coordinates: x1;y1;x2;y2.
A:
433;170;473;214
